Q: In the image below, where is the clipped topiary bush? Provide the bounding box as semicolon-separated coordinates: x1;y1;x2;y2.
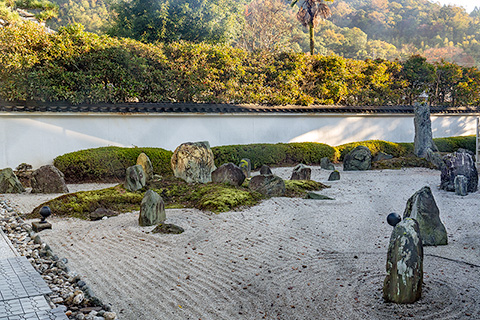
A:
212;142;338;170
433;135;475;153
54;146;173;183
336;140;412;161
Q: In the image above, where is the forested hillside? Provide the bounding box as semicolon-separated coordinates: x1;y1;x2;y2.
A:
41;0;480;67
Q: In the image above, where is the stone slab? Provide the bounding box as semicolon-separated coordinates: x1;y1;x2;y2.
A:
31;222;52;233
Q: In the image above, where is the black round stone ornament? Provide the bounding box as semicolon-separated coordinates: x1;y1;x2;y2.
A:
386;212;401;227
39;206;51;223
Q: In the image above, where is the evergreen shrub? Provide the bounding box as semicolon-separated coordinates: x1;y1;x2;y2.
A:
54;146;172;182
212;142;337;169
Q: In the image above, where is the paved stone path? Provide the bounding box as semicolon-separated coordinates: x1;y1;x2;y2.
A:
0;230;67;320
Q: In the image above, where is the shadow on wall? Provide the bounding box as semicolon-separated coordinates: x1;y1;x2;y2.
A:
289;115;476;146
288;117;413;145
431;116;475;137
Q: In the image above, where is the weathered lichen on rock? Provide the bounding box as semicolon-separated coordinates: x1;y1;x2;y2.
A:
171;141;216;183
31;165;69;194
139;190;166;227
0;168;25;193
403;186;447;246
124;165;146;192
249;174;285;197
383;218;423;304
343;146;372;171
136;152;154;182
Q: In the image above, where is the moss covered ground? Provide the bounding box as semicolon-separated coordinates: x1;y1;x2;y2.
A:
26;177;330;220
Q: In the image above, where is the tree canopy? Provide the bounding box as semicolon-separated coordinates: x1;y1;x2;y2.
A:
106;0;246;44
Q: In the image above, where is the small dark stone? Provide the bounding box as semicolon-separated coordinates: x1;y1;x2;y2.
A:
304;192;334;200
152;223;184;234
211;163;245;186
328;170;340;181
89;208;119;221
320;157;335;170
259;165;273;175
373;152;394;162
249;174;285;197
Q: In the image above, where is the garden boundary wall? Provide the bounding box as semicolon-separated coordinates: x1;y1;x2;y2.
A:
0;110;477;169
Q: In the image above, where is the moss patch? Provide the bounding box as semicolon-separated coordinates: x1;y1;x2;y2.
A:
28;185;143;220
284;180;329;197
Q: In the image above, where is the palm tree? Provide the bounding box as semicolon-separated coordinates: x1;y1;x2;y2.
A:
291;0;332;55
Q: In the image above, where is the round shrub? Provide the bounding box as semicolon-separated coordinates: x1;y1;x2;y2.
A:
54;146;173;183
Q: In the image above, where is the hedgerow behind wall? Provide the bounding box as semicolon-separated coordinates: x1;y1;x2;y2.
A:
1;22;480;106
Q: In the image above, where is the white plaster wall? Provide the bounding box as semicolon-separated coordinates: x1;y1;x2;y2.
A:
0;112;477;169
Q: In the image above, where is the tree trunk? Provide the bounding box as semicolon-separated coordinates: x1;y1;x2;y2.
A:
309;23;314;55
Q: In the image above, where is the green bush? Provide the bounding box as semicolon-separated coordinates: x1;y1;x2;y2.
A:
212;142;338;170
54;146;173;182
433;135;475;153
336;140;412;161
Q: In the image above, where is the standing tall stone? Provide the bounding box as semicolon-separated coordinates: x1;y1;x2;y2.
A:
124;165;146;192
137;153;154;182
343;146;372;171
383;218;423;304
31;165;69;194
440;149;478;193
0;168;25;193
139;190;165;227
239;159;251;178
414;102;438;158
171;141;216;183
403;186;447;246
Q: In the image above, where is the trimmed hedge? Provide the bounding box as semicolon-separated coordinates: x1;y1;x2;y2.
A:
53;146;173;183
336;140;413;161
52;136;475;183
433;135;475;153
211;142;338;170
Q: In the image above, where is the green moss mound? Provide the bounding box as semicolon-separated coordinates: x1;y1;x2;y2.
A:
284;180;330;197
212;142;338;170
29;185;143;220
336;140;413;161
54;146;173;183
26;175;331;219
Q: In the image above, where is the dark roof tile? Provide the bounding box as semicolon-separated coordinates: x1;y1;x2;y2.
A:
0;101;479;115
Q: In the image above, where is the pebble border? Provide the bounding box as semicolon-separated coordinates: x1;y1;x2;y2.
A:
0;200;118;320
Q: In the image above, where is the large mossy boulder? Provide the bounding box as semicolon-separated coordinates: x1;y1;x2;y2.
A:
343;146;372;171
0;168;25;193
383;218;423;304
249;174;285;197
124;165;146;192
171;141;216;183
30;165;69;194
403;186;447;246
139;190;166;227
211;163;245;187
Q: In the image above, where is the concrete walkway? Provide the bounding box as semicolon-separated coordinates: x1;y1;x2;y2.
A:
0;229;67;320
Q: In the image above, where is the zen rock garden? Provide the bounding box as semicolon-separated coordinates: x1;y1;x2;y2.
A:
0;131;478;319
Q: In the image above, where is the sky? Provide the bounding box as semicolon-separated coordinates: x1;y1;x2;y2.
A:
430;0;478;13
